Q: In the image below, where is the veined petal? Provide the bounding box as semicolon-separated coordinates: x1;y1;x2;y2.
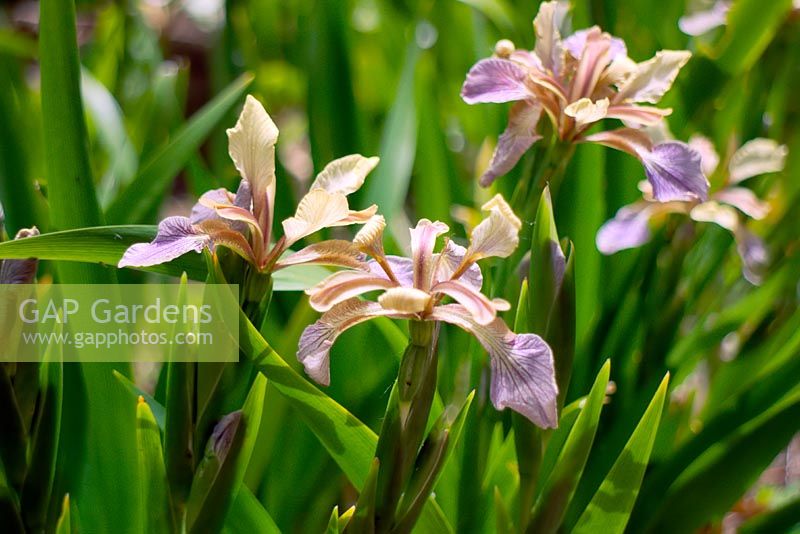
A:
0;227;40;284
332;205;379;226
688;134;720;176
274;240;367;271
714;187;769;220
434;240;483;289
191;188;235;224
119;216;210;268
461;58;531;104
298;299;402;385
480;102;543;187
368;255;414;287
282;189;350;246
227;95;279;238
563;27;627;62
534;0;570;75
564;97;609;128
690;201;739;232
431;279;497;325
468;194;521;260
378;287;431;314
306;270;396;312
615;50;691;104
195;219;258;265
353;215;386;256
728;138;788;183
596;203;654;254
605;104;672;127
569;28;613;101
585;127;654;158
431;304;558;428
642;142;709;201
310;154;380;195
410;219;449;291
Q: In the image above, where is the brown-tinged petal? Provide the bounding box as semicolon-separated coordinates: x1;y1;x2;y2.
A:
434;241;483;289
119;216;211;268
728;138;788;183
615;50;691;104
0;227;40;284
467;194;522;260
378;287;432;314
568;28;613;101
282;189;350;246
274;240;367;271
534;0;570;75
431;304;558;428
298;299;404;385
585;127;654;158
410;219;449;291
714;187;769;220
368;255;414;287
227;95;279;241
191;188;236;224
605;104;672;127
563;27;627;61
196;219;258;265
480;102;543;186
431;279;497;325
353;215;386;257
306;270;397;312
310;154;380;195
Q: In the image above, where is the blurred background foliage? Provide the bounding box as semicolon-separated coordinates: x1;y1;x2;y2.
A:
0;0;799;532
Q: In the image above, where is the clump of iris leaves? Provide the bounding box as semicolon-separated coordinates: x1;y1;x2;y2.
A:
0;0;798;533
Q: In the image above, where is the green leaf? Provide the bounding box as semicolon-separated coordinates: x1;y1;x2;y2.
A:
527;361;610;534
136;397;175;533
714;0;793;74
571;373;669;534
54;495;71;534
363;42;420;234
457;0;515;34
325;506;341;534
0;225;329;290
529;185;561;336
113;371;166;430
20;340;63;532
187;374;266;534
0;362;26;490
105;73;253;224
347;458;380;533
224;487;280;534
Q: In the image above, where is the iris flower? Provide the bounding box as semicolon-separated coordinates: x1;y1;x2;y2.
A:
297;195;559;428
1;227;40;284
119;95;379;273
461;1;708;202
597;136;787;283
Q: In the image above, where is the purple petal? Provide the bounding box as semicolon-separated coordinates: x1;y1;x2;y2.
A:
596;204;654;254
431;304;558;428
298;299;399;385
481;102;543;187
409;219;449;291
191;188;234;224
118;216;210;268
0;227;40;284
679;1;730;36
461;58;531;104
368;255;415;287
735;229;769;285
434;241;483;289
431;279;498;325
642;142;709;202
305;270;396;312
563;27;627;62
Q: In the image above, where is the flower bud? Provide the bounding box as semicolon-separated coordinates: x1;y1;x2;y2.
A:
494;39;515;58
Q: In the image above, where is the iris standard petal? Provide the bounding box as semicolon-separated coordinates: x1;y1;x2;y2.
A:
728;138;788;183
564;97;610;128
563;27;627;62
431;304;558;428
118;216;211;268
461;58;531;104
190;188;235;224
615;50;691;104
310;154;380;195
533;0;570;75
468;194;522;260
410;219;449;291
367;255;415;287
434;241;483;289
378;287;432;314
298;299;402;386
281;189;350;246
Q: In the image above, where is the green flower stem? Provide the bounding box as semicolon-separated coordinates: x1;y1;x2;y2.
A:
372;320;438;533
